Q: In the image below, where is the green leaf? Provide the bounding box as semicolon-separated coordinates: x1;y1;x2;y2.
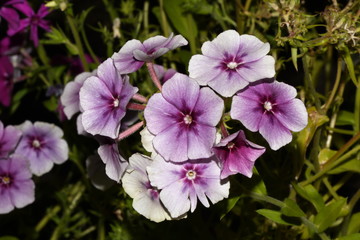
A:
336;233;360;240
346;211;360;234
257;209;296;226
337;111;355;126
291;47;298;71
341;45;358;86
292;184;325;212
318;148;337;165
281;198;306;217
314;197;347;232
220;196;241;220
328;158;360;174
0;237;19;240
10;88;29;115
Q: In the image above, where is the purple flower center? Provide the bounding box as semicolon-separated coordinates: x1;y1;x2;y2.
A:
227;142;235;149
186;170;196;180
263;101;273;111
0;175;11;186
31;15;40;25
183;114;193;125
145;181;159;200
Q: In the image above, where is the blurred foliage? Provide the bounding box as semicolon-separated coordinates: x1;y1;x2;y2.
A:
0;0;360;239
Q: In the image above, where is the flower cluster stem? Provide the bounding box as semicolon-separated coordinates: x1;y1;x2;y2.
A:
146;62;162;91
132;93;147;103
127;102;146;111
117;121;144;141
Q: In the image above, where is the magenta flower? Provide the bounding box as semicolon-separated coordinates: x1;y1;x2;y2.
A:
0;0;23;36
98;143;128;182
14;121;69;176
0;155;35;214
188;30;275;97
12;2;51;46
79;58;138;139
231;80;308;150
60;71;94;119
0;56;14;107
0;120;22;158
213;130;265;179
144;73;224;162
122;154;171;222
147;156;230;218
112;33;188;74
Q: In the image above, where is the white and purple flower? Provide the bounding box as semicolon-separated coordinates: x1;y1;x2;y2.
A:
79;58;138;139
147;156;230;218
122;153;171;223
231;80;308;150
213;130;265;179
0;155;35;214
14;121;69;176
188;30;275;97
144;73;224;162
0;120;22;158
112;33;188;74
98;143;128;183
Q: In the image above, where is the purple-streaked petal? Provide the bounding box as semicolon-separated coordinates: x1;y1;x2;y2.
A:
200;41;223;60
144;93;180;135
188;54;222;86
259;113;293;150
8;18;29;36
98;143;128;182
61;72;92;119
274;98;308;132
0;7;19;32
0;190;13;214
10;179;35;208
231;93;263;131
207;70;249;97
96;58;123;95
236;56;275;83
0;124;22;158
261;80;298;105
112;39;145;74
133;48;168;62
211;30;241;57
238;34;270;62
30;23;39;46
161;73;199;113
153;125;188;162
13;2;34;17
38;19;51;32
187;124;215;160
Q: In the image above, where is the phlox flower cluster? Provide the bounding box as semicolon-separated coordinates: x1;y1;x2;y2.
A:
0;120;69;214
58;29;308;222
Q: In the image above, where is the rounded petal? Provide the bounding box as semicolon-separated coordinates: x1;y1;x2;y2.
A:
207;70;249;97
274;98;308;132
193;87;223;126
263;80;298;104
98;143;128;182
231;94;263;132
10;179;35;209
238;35;270;62
112;39;145;74
0;190;14;214
97;58;123;95
187;124;216;160
236;56;275;83
211;30;241;57
0;125;22;158
259;113;293;150
188;54;222;86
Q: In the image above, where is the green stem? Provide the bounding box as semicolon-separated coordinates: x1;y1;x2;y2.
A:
143;1;149;37
35;205;61;232
159;0;169;37
323;58;342;113
66;15;89;71
355;83;360;133
325;127;355;135
301;145;360;186
81;28;100;65
302;52;321;111
323;177;340;200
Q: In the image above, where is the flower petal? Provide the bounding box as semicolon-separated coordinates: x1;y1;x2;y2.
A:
275;98;308;132
238;34;270;62
188;54;222;86
112;39;145;74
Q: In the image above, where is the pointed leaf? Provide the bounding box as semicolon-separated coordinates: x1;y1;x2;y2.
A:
293;184;325;212
328;158;360;174
337;233;360;240
281;198;306;217
291;47;298;71
346;211;360;235
342;45;358;86
257;209;296;226
314;197;347;232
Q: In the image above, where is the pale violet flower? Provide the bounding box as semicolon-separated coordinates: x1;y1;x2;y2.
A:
86;154;114;191
213;130;265;179
144;73;224;162
147;156;230;218
0;120;22;158
79;58;138;139
98;143;128;183
14;121;69;176
231;80;308;150
0;155;35;214
122;153;171;223
112;33;188;74
188;30;275;97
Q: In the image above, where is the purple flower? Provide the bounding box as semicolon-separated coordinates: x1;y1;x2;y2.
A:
60;71;94;119
147;156;230;218
144;73;224;162
14;121;69;176
188;30;275;97
0;0;23;36
0;155;35;214
122;153;171;222
112;33;188;74
98;143;128;182
0;120;22;158
231;80;308;150
12;2;51;46
213;130;265;179
153;64;177;84
79;58;138;139
0;56;14;107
